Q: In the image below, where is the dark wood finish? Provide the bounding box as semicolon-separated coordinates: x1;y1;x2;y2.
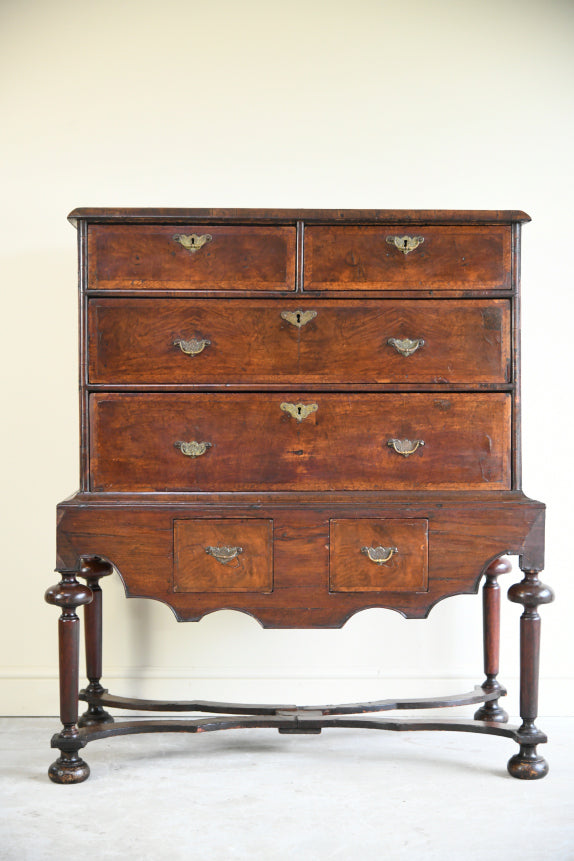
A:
69;208;531;226
507;570;554;779
89;392;511;492
474;557;510;722
80;684;502;715
304;225;511;291
329;518;428;593
56;492;544;626
49;207;549;782
77;557;114;728
88;298;511;387
88;224;296;291
45;573;92;783
174;519;273;592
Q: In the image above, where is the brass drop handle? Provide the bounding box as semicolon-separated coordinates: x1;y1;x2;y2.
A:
387;337;425;358
205;545;244;565
361;546;398;565
173;233;213;253
173;337;211;356
174;440;212;458
387;438;425;457
281;309;318;328
280;402;318;422
386;235;424;255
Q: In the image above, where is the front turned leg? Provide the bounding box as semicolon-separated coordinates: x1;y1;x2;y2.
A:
78;557;114;728
474;558;510;723
507;569;554;779
45;571;92;783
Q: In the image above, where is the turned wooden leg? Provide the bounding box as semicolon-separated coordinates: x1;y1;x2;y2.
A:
474;557;510;723
507;568;554;779
77;557;115;728
45;571;93;783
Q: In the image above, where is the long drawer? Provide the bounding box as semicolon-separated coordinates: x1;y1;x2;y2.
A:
88;298;510;386
304;225;511;291
87;224;296;291
89;393;511;492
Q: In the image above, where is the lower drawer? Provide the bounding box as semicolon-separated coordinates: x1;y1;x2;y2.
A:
329;518;428;592
174;519;273;593
89;392;511;492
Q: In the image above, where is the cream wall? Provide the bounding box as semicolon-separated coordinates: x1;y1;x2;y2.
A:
1;0;573;717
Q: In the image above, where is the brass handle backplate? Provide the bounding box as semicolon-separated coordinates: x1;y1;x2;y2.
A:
174;337;211;356
175;440;212;458
280;402;318;422
281;309;318;328
205;545;244;565
361;545;398;564
387;438;425;457
387;337;425;357
386;235;424;255
173;233;213;253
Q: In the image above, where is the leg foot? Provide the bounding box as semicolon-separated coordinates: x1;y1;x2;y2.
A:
507;744;549;780
474;701;509;723
507;568;554;781
78;703;114;728
48;750;90;784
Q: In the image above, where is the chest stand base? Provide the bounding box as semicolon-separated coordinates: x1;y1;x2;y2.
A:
46;558;553;783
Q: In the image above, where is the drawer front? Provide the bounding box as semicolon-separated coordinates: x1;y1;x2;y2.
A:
87;225;296;291
330;519;428;592
88;298;510;386
304;225;511;291
174;519;273;592
90;393;511;492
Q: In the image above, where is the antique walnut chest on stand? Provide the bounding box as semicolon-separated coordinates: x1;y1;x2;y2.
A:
47;208;552;783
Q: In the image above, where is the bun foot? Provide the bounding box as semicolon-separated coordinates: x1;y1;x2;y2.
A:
507;745;549;780
78;705;114;728
48;750;90;784
474;703;509;723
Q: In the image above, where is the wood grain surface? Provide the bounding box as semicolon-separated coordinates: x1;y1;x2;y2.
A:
88;298;511;386
304;225;511;291
89;392;511;492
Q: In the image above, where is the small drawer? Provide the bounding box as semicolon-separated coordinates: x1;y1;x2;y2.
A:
87;224;296;292
174;519;273;592
329;519;428;592
88;297;511;386
304;225;511;292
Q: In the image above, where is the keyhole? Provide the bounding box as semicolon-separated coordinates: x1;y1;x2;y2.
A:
297;406;302;416
403;239;408;249
191;237;196;247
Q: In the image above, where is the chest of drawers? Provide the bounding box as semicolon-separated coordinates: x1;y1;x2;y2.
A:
46;208;552;783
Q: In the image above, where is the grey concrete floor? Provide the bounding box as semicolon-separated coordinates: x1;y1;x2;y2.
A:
1;717;573;860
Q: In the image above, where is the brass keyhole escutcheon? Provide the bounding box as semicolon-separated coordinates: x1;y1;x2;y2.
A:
280;402;318;422
173;233;213;253
386;235;424;255
281;309;317;329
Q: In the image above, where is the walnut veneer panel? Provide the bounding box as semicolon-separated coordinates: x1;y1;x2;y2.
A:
304;225;511;291
89;392;511;492
87;224;296;291
329;519;428;593
88;298;511;386
174;519;273;593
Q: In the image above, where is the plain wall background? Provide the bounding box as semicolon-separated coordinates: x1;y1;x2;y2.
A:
1;0;572;717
